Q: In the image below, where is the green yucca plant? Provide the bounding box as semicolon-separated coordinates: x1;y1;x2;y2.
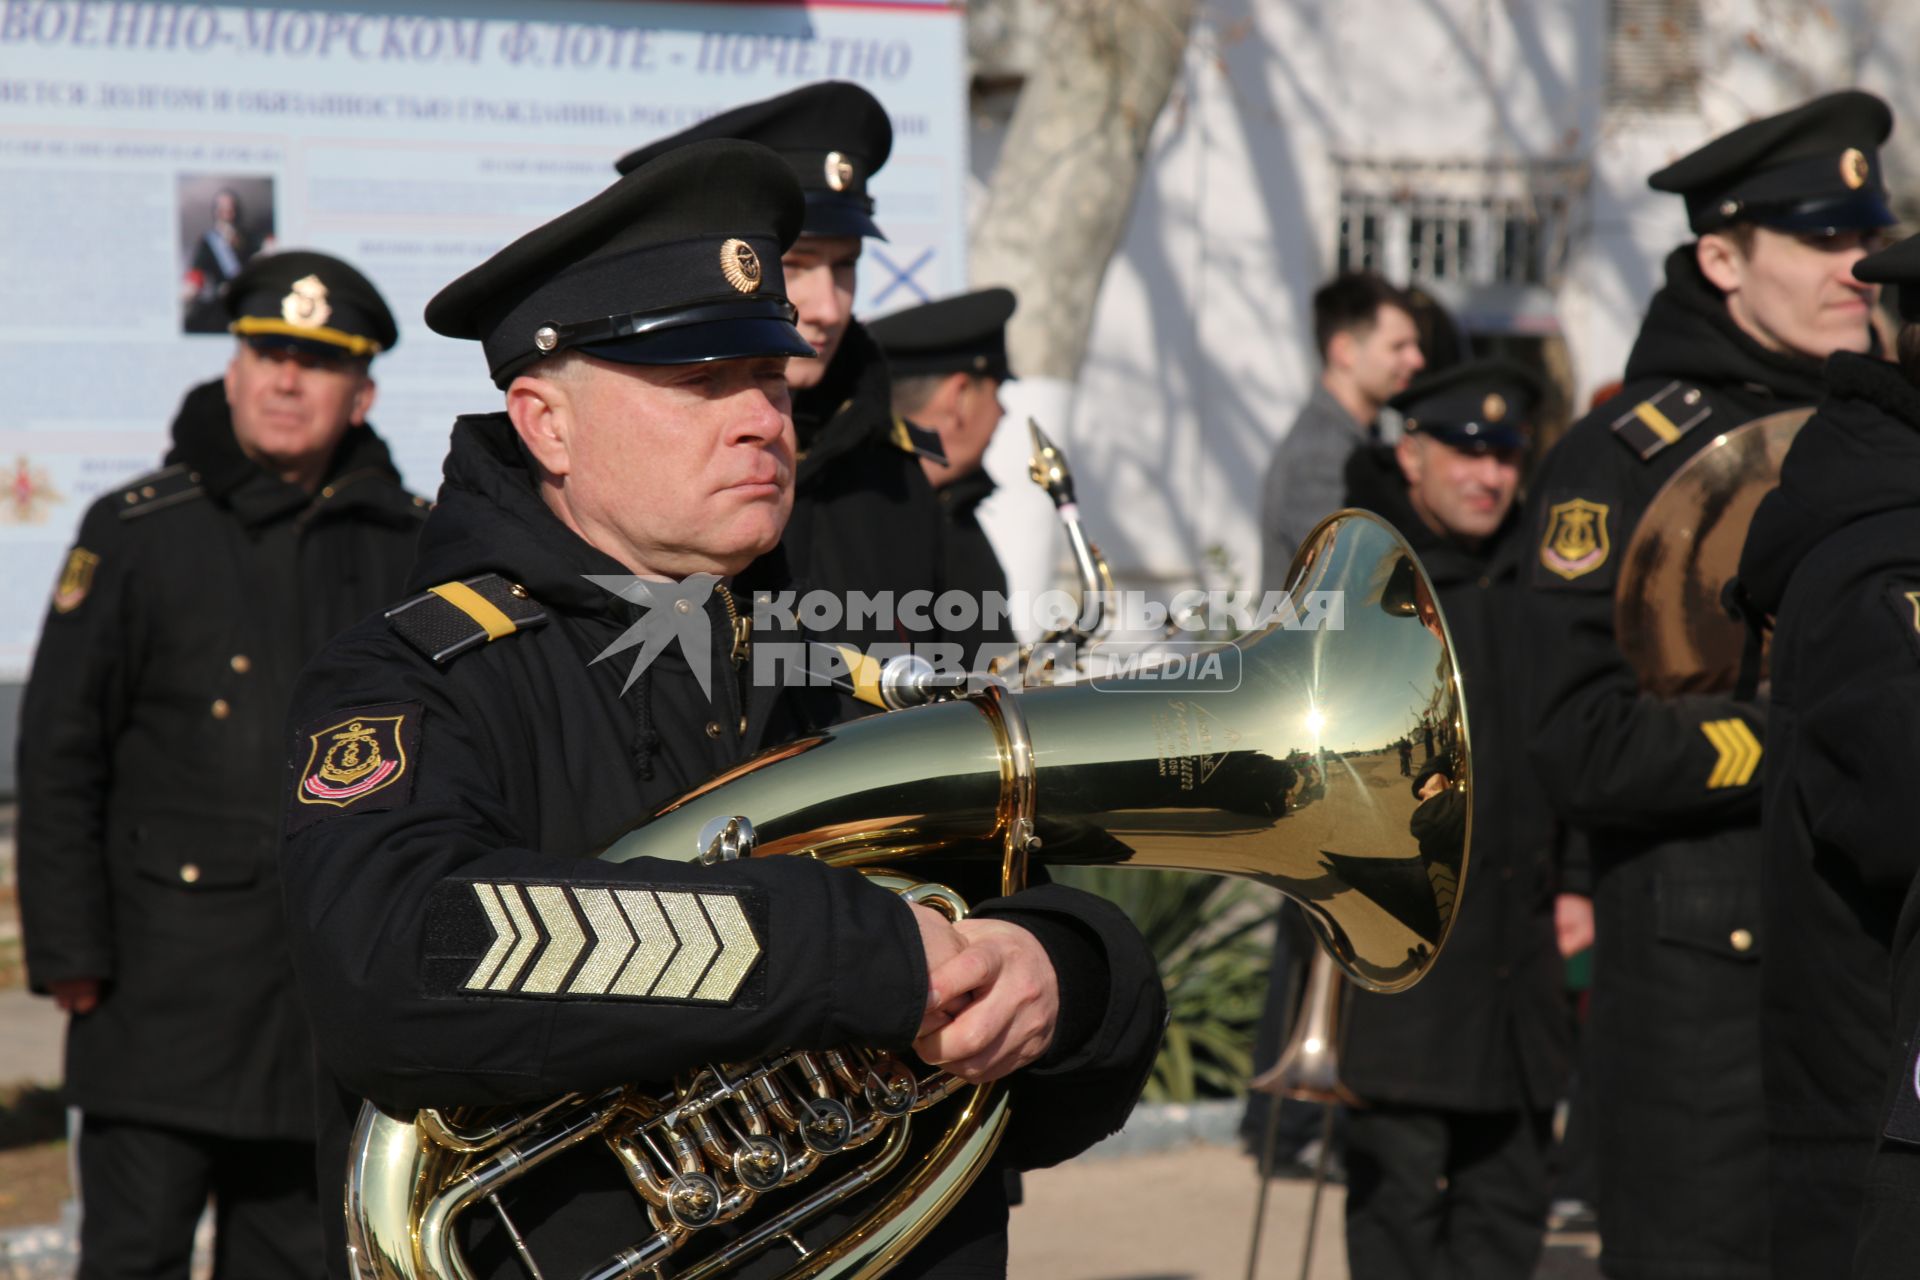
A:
1054;866;1274;1101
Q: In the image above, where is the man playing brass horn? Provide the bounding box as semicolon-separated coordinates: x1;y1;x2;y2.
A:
279;140;1162;1279
1522;91;1895;1280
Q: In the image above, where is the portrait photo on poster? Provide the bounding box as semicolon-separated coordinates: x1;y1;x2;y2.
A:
177;172;276;335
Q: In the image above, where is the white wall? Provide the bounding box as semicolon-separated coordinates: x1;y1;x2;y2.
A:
968;0;1920;606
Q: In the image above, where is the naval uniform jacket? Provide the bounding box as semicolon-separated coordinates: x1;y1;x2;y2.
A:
281;414;1164;1280
1521;246;1832;1278
783;322;951;708
16;379;427;1139
1337;448;1571;1114
1737;353;1920;1277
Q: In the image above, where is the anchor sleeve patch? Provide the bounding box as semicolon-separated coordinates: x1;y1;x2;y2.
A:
422;879;767;1008
51;545;99;614
287;702;421;833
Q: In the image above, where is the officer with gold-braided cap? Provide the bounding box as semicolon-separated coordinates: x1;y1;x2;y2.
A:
1520;89;1897;1280
16;245;421;1278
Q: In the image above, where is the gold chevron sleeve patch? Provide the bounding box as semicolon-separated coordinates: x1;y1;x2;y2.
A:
440;881;764;1006
1702;718;1762;789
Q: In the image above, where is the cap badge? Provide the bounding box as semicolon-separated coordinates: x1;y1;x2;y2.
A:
1841;147;1870;190
1483;393;1508;423
824;151;854;193
720;239;761;294
282;274;332;329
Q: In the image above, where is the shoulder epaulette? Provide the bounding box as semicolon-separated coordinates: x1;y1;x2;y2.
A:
386;573;547;664
115;464;203;521
1610;381;1711;462
889;415;949;466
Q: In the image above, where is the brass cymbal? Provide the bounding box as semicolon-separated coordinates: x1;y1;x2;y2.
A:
1614;407;1811;695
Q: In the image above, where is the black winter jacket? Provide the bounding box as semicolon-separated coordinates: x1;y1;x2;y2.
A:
1738;352;1920;1277
786;321;952;692
1520;245;1841;1279
1337;448;1571;1113
280;413;1164;1280
17;380;426;1138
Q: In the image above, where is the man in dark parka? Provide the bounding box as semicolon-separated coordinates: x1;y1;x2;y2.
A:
1737;232;1920;1277
1521;91;1896;1278
869;286;1022;668
1340;360;1573;1280
17;250;423;1279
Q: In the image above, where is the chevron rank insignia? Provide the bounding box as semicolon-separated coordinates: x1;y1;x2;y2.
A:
425;880;766;1007
1701;717;1762;789
1610;381;1711;462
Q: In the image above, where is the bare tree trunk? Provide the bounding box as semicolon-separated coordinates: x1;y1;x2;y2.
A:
970;0;1199;381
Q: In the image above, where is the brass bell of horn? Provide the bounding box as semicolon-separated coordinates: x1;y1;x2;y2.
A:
343;509;1471;1280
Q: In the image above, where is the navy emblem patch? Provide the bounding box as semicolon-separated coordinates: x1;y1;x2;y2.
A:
288;703;420;831
52;546;99;614
1539;498;1612;582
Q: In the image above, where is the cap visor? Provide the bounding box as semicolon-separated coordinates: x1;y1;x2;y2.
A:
1428;426;1526;452
576;316;816;366
242;333;368;362
801;193;886;241
1756;190;1897;233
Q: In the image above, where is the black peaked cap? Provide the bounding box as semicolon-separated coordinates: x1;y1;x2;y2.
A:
1855;232;1920;324
867;287;1017;381
614;82;892;240
1649;89;1895;234
1391;358;1543;453
225;249;398;358
426;139;812;387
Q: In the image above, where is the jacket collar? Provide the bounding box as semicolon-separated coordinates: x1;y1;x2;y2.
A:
163;378;410;529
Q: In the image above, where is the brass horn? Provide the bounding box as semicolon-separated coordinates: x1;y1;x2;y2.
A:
1614;407;1810;694
343;510;1471;1280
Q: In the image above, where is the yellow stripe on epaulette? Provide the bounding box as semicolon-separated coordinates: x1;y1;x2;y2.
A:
386;573;547;664
889;415;950;467
1610;381;1711;462
116;464;204;521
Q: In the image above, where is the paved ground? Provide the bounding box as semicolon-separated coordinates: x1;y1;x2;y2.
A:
1010;1144;1602;1280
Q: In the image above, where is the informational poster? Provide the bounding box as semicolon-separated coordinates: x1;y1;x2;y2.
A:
0;0;967;677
